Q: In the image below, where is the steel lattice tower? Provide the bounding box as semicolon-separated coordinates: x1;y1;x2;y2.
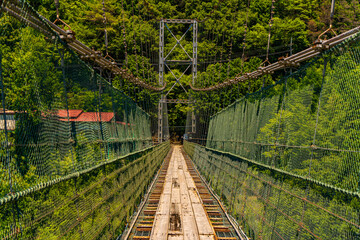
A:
158;19;198;143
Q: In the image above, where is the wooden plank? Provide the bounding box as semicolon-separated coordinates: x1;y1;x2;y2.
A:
132;236;150;240
177;150;199;240
192;203;214;236
151;146;219;240
199;236;216;240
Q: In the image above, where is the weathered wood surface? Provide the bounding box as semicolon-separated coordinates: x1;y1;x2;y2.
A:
151;146;215;240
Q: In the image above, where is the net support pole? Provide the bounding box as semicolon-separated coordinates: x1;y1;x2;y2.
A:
159;20;164;86
191;108;196;135
158;95;164;143
191;20;197;138
192;20;198;85
158;20;165;143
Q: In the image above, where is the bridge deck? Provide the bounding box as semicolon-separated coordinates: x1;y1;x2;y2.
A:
151;145;214;240
126;145;242;240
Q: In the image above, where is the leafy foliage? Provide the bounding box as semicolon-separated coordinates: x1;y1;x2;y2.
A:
23;0;360;129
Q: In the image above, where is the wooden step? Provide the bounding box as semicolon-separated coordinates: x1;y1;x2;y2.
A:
207;210;221;216
213;226;231;232
144;210;156;215
132;236;150;240
136;224;153;231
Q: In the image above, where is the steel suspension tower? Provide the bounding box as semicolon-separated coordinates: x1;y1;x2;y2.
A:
158;19;198;143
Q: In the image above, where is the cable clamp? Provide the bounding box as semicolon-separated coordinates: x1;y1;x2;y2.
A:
258;66;273;75
53;19;76;43
278;56;300;68
312;39;330;52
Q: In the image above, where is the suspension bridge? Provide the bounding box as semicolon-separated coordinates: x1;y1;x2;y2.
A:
1;0;360;239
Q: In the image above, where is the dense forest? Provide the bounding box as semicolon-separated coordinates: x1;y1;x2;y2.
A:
23;0;360;130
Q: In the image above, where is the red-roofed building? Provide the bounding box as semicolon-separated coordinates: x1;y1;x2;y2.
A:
57;110;115;122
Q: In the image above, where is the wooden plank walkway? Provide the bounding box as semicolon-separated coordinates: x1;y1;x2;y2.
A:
150;146;215;240
126;145;244;240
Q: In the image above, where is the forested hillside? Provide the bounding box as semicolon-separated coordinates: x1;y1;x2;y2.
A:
23;0;360;129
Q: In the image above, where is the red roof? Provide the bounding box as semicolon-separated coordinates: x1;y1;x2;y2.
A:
75;112;114;122
56;110;114;122
57;109;83;119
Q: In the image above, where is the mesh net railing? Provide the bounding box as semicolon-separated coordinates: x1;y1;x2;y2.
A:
185;141;360;239
184;30;360;239
0;1;169;238
1;142;169;239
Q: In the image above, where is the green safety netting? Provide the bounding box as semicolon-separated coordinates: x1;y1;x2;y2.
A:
185;30;360;239
2;142;169;239
0;0;169;239
207;32;360;195
185;141;360;239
